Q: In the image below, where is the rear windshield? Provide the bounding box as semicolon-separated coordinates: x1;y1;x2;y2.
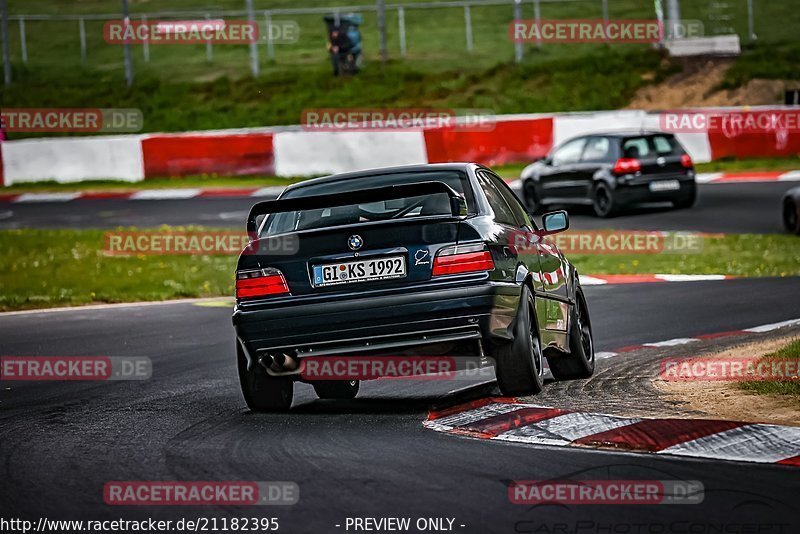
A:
261;171;474;236
621;135;683;159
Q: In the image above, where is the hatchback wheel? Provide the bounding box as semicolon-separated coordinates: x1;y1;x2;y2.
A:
673;186;697;209
523;180;544;215
592;183;618;218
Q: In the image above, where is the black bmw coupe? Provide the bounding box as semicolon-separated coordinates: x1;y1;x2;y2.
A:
233;163;595;411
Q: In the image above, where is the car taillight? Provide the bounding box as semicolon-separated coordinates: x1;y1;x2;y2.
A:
681;153;693;168
613;158;641;175
236;268;289;299
432;244;494;276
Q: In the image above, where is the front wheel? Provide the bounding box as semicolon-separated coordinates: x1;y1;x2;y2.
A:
548;285;595;380
313;380;360;399
494;285;545;396
237;344;293;412
592;183;618;218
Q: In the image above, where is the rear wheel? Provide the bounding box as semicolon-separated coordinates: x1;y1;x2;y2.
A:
784;199;800;235
237;344;293;412
313;380;360;399
548;285;595;380
494;285;544;396
592;183;618;218
673;186;697;209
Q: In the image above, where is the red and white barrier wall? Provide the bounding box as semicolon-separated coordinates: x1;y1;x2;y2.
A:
1;107;797;185
1;136;145;185
273;130;427;176
142;132;275;178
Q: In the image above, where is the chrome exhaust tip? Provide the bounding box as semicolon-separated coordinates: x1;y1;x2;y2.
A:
258;351;302;376
282;353;299;371
258;353;275;371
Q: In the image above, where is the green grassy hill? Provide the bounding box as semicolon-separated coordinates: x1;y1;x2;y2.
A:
1;0;798;135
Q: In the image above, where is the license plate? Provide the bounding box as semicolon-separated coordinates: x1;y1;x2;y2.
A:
649;180;680;192
313;255;406;287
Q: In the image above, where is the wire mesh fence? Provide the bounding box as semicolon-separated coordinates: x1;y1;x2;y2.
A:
0;0;788;85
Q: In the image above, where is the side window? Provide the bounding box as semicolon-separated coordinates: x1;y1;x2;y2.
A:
551;138;586;166
581;137;611;162
486;172;532;228
477;172;518;227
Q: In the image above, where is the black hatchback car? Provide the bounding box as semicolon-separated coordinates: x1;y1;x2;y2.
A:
232;163;595;411
520;132;697;217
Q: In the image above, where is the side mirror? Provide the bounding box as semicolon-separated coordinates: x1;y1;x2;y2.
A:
541;156;552;166
541;210;569;234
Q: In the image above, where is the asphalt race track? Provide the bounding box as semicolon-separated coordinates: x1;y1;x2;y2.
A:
2;277;800;530
1;181;796;233
3;177;800;532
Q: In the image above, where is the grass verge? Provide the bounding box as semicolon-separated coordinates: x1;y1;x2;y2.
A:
0;228;235;311
739;339;800;399
1;229;799;311
571;233;800;278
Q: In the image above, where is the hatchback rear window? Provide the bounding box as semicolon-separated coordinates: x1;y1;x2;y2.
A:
622;135;682;158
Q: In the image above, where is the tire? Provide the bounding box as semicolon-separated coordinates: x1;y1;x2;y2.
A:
592;183;618;218
548;285;595;380
673;185;697;209
494;285;545;396
784;199;800;235
237;344;293;412
313;380;360;399
523;180;545;215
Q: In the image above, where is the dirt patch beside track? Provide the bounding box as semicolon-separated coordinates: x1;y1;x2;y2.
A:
654;335;800;426
626;58;788;109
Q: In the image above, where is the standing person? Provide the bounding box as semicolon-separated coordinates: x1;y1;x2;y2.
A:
324;14;362;76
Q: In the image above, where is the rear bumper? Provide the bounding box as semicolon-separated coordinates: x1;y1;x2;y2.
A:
615;177;695;206
232;279;521;361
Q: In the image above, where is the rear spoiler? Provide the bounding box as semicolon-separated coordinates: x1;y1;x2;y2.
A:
246;181;468;235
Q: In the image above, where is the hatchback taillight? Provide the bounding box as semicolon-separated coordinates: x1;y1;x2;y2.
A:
613;158;641;175
236;268;289;299
432;244;495;276
681;153;693;168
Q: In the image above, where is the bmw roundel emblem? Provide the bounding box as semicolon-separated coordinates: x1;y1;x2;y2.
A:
348;235;363;251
